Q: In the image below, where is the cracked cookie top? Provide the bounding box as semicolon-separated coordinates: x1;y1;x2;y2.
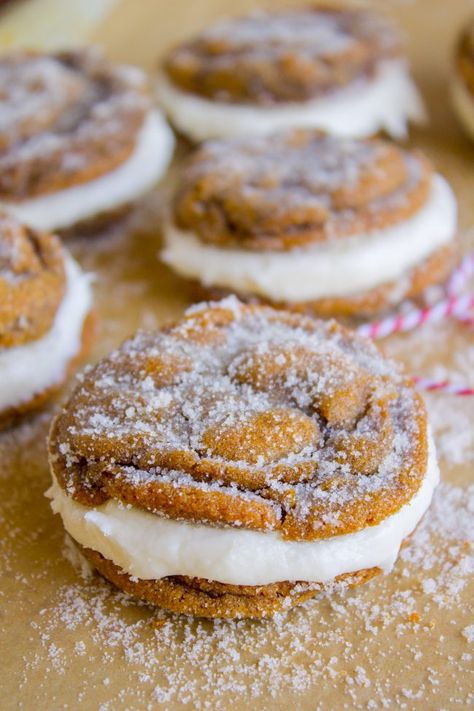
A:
172;131;433;251
0;48;150;200
49;298;428;541
0;211;65;348
163;6;402;105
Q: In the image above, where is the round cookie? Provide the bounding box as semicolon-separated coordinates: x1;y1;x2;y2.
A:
48;298;439;618
0;49;174;234
157;6;425;141
0;212;93;427
162;131;458;318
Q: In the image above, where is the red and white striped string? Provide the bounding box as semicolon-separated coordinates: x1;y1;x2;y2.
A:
357;252;474;395
357;293;474;340
411;376;474;397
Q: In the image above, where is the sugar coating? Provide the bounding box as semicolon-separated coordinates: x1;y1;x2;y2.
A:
164;7;401;105
50;298;427;540
202;12;359;52
0;49;150;199
0;212;33;280
0;211;65;349
173;132;432;251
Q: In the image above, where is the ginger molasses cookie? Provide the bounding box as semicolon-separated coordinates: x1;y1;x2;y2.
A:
162;131;458;318
452;16;474;141
157;5;425;142
0;49;174;233
48;298;439;618
0;212;93;427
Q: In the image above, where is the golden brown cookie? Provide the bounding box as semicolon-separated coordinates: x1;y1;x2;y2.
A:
0;212;93;427
0;49;149;200
158;6;425;142
163;6;402;105
172;131;432;251
0;212;65;347
50;300;427;539
82;545;381;619
0;49;175;236
48;299;434;618
163;131;457;317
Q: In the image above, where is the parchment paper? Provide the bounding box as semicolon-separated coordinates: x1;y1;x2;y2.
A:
1;1;473;709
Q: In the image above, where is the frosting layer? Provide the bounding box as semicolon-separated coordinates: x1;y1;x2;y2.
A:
158;61;426;141
47;431;438;586
1;110;174;230
162;175;457;302
0;254;92;410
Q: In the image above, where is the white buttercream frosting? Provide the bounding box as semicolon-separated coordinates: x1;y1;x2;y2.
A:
0;110;175;231
157;60;426;142
0;254;92;411
452;75;474;142
161;175;457;303
47;431;438;587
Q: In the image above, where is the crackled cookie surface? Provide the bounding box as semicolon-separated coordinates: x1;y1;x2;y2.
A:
158;6;425;140
48;299;438;618
0;212;65;348
0;212;93;426
162;132;458;317
0;49;174;232
172;132;432;251
164;7;401;104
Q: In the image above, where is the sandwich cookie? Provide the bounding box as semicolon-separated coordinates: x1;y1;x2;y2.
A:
162;131;458;318
48;299;438;618
0;212;93;427
158;6;425;142
0;49;174;234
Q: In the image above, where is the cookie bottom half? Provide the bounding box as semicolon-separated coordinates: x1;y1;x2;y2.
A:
57;204;134;240
81;545;381;619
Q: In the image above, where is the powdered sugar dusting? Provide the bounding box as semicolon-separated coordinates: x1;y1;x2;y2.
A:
174;132;427;250
0;49;150;199
203;11;359;55
51;297;426;538
165;7;401;105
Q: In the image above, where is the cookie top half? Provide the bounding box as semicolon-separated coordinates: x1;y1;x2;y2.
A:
172;131;432;251
0;211;65;348
163;6;402;105
0;48;150;200
49;299;428;541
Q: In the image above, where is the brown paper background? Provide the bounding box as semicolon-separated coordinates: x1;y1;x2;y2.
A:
1;1;474;709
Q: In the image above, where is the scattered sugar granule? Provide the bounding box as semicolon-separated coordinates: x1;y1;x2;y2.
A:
8;481;471;710
462;625;474;643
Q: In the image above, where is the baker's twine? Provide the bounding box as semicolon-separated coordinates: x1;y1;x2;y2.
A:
356;252;474;396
